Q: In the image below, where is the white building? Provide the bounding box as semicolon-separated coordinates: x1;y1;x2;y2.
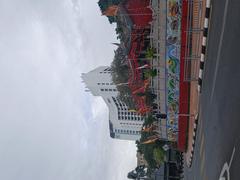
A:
82;66;144;141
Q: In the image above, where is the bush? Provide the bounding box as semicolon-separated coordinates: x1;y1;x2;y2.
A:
143;114;157;127
153;148;165;165
145;91;157;106
136;130;168;169
144;69;157;79
145;47;155;59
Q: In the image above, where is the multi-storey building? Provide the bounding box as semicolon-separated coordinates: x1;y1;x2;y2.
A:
82;66;144;141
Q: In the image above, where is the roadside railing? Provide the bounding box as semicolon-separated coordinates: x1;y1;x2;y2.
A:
184;0;204;82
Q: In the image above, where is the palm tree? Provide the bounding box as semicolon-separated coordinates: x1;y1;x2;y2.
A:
145;47;155;59
144;69;157;78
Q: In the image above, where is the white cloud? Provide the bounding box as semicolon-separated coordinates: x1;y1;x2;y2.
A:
0;0;136;180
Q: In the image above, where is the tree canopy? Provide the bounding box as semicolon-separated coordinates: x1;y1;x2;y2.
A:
136;126;166;169
110;47;137;109
98;0;123;24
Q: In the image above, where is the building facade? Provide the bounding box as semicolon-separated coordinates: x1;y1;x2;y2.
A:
82;66;144;141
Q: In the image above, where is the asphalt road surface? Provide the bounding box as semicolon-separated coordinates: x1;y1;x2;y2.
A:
184;0;240;179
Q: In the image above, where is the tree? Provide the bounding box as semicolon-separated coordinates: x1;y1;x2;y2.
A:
136;131;158;169
143;115;156;127
110;47;138;109
136;129;168;170
98;0;122;12
127;166;147;179
118;85;136;109
145;47;155;59
145;90;157;106
153;148;165;165
127;171;137;179
115;26;123;34
144;69;157;78
136;92;146;97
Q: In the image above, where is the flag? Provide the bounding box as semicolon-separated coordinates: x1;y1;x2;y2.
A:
141;138;158;144
136;64;150;69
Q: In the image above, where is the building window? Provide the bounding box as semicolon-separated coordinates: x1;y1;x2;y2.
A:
97;83;100;85
105;89;108;91
100;89;104;91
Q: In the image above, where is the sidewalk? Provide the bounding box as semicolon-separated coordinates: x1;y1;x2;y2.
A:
184;0;206;167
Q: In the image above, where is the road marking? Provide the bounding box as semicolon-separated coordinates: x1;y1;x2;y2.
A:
199;133;206;177
229;147;235;168
203;171;208;180
210;0;230;101
200;149;206;176
198;119;203;135
219;147;236;180
199;134;205;157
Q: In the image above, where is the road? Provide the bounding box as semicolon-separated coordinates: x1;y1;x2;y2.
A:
184;0;240;179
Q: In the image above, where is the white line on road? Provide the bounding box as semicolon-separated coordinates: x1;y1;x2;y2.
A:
219;147;236;180
199;134;205;157
200;149;206;177
229;147;235;168
210;0;230;101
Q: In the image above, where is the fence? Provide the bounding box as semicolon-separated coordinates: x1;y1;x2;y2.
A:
149;0;167;115
184;0;204;82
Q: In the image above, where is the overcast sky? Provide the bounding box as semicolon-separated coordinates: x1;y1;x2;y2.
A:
0;0;136;180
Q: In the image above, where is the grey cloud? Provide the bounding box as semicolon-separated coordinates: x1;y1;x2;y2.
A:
0;0;136;180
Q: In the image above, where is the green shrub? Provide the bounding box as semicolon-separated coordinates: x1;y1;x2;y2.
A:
153;148;165;165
